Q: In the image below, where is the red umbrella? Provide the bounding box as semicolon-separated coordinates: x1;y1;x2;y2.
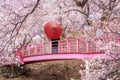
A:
44;22;62;39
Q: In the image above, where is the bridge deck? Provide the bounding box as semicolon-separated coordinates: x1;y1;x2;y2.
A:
22;53;111;63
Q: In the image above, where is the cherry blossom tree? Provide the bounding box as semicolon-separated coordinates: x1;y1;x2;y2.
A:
0;0;119;79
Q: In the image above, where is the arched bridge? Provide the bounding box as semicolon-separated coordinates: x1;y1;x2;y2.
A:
16;37;120;63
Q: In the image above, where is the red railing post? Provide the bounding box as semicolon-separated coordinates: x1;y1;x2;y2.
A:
67;40;69;53
58;40;60;53
50;41;52;54
38;44;41;54
79;39;80;52
76;39;79;52
16;47;24;62
28;45;31;56
86;41;89;53
42;42;45;54
38;43;41;55
16;49;20;59
34;44;37;55
60;41;63;53
21;46;24;57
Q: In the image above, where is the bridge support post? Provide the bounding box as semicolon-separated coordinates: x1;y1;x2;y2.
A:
85;60;90;79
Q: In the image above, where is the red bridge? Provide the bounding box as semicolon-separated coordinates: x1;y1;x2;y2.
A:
16;37;120;63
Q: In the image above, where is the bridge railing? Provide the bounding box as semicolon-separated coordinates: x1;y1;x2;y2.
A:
17;39;97;57
17;37;120;58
